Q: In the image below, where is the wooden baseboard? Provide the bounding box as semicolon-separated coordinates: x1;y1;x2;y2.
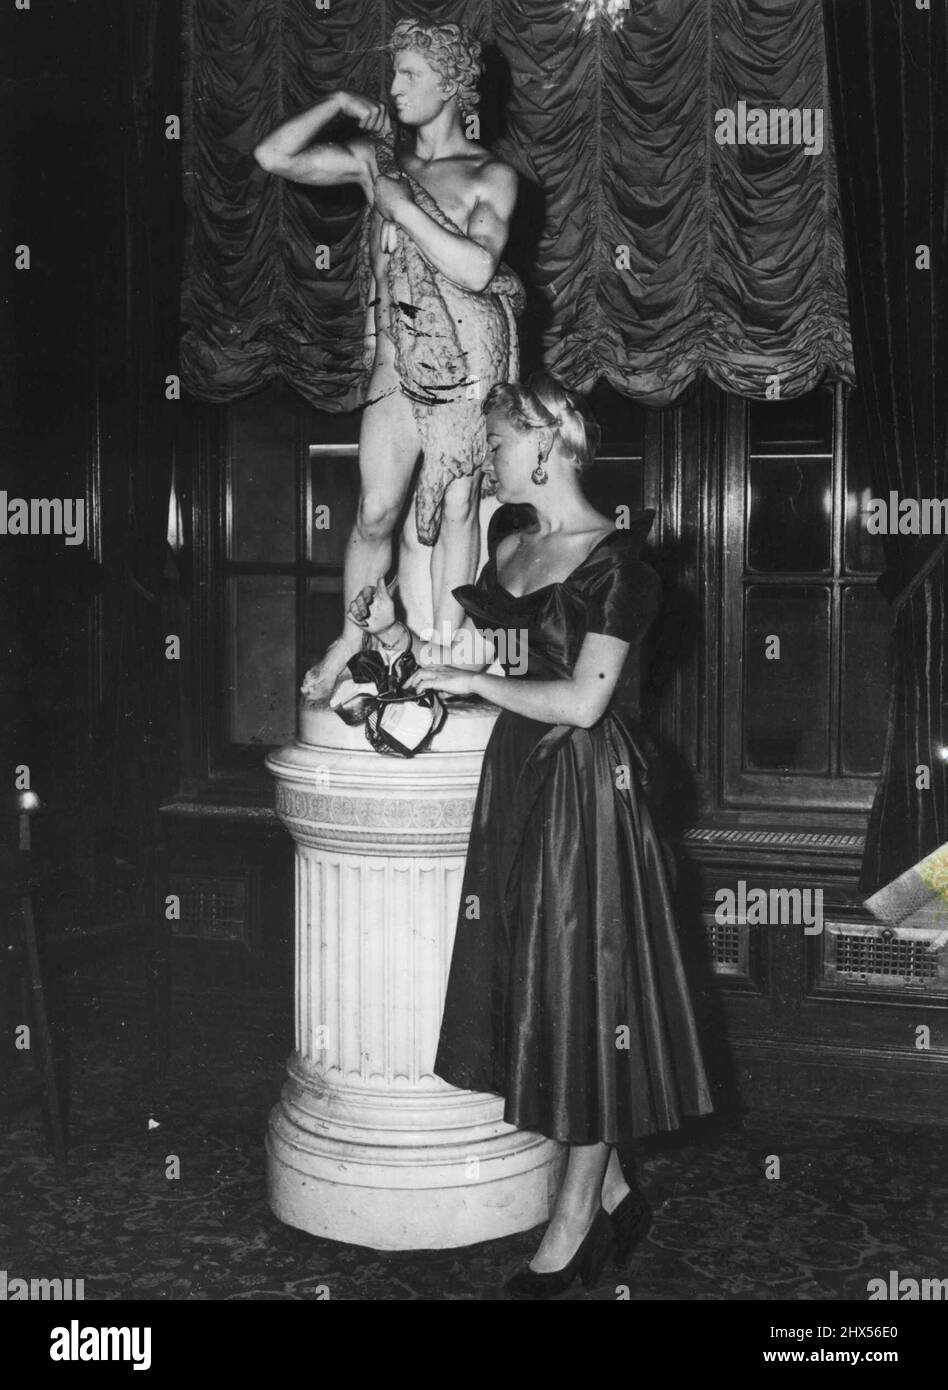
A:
727;1036;948;1124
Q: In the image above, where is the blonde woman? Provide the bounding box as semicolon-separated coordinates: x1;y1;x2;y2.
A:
351;372;712;1297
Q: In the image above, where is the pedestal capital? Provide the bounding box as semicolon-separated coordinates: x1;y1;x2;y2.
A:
267;698;500;854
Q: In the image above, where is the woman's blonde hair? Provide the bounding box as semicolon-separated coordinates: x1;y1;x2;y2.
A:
483;372;601;471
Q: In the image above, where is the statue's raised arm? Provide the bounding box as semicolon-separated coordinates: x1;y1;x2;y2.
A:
254;90;390;192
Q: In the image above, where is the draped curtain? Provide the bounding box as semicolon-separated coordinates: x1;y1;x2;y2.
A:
181;0;853;408
823;0;948;895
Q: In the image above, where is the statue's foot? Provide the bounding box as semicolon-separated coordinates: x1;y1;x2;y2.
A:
300;639;360;706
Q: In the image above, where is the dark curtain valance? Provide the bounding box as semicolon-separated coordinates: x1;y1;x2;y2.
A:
180;0;853;409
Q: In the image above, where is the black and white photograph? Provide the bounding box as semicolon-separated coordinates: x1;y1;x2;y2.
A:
1;0;946;1347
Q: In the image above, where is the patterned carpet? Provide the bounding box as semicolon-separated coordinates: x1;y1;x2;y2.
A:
2;957;946;1302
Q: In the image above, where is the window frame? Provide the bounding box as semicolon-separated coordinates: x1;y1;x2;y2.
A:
719;384;890;813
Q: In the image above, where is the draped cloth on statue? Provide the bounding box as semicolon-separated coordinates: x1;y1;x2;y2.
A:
434;506;714;1144
179;0;853;409
357;134;524;545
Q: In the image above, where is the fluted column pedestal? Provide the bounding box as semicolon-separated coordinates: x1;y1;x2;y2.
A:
265;700;564;1250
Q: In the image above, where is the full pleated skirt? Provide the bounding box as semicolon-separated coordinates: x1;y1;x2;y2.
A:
433;708;714;1144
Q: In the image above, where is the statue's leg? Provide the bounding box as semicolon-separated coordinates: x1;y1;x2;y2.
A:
301;361;421;702
431;471;483;633
397;502;434;642
398;468;481;643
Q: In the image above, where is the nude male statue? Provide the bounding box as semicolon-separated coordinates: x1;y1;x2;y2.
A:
254;19;523;702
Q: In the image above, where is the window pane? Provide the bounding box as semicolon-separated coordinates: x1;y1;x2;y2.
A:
309;451;360;565
231;394;297;563
844;389;887;574
743;584;830;772
841;586;893;775
228;576;297;746
747;459;832;573
306;576;345;670
748;387;834;456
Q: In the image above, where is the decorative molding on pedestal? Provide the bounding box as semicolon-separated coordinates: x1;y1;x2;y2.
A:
264;699;565;1250
273;781;476;852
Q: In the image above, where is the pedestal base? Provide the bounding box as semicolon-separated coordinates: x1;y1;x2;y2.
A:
266;1054;562;1250
265;701;564;1250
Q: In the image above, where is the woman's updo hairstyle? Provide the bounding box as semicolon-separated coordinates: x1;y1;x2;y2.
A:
483;371;602;471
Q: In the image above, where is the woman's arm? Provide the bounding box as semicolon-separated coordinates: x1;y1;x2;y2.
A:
410;631;630;729
414;618;497;671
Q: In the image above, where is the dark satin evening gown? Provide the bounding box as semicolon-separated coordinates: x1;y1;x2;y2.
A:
433;504;714;1145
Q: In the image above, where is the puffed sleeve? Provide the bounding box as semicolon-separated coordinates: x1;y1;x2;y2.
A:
583;543;663;645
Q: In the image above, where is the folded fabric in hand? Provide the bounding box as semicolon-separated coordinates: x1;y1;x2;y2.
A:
329;647;446;757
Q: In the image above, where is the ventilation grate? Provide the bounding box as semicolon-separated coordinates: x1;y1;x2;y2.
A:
825;923;945;991
168;874;249;945
704;916;747;975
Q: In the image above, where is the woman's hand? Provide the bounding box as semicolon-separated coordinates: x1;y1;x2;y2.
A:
348;577;396;635
407;665;476;699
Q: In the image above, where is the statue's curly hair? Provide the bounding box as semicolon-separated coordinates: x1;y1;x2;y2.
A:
388;18;482;114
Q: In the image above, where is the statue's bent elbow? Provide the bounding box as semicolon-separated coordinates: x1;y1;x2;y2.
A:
253;143;283;174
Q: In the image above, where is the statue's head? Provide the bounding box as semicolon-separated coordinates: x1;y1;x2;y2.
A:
388;19;482;127
482;373;602;502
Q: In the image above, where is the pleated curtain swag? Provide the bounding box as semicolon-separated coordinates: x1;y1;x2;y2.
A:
180;0;854;409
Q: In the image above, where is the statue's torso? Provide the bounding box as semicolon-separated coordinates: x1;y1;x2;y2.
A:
364;139;501;368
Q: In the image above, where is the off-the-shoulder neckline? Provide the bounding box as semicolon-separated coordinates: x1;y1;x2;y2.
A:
491;527;626;601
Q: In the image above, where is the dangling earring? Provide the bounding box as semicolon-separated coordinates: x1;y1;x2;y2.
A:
532;445;548;486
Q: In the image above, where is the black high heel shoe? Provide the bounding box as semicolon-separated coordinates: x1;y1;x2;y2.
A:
504;1209;616;1299
605;1188;653;1265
